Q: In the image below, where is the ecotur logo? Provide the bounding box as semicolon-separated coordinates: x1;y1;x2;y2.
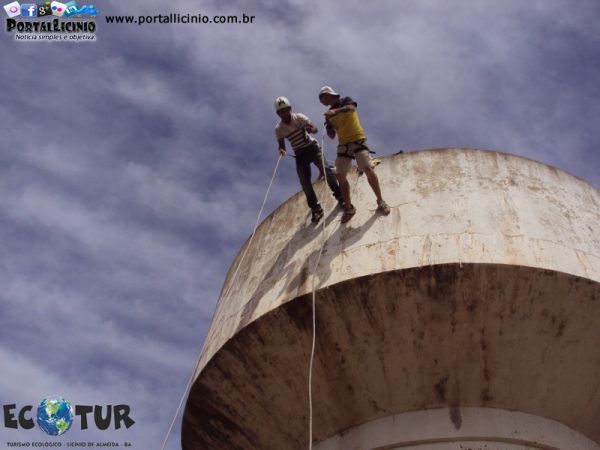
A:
3;396;135;436
4;1;99;42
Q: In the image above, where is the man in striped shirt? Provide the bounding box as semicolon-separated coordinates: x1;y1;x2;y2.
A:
274;96;343;223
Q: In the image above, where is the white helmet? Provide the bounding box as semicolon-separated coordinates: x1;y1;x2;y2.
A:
274;96;291;111
318;86;339;98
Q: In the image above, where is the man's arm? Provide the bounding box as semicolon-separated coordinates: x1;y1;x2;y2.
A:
325;121;336;139
277;138;286;156
325;103;356;118
324;97;357;118
297;113;318;134
305;123;318;134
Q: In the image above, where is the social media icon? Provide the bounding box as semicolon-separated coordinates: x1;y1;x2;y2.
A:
3;1;21;17
37;1;51;16
21;2;37;17
50;0;65;16
63;0;78;17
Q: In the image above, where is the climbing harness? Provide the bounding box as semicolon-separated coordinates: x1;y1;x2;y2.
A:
160;154;283;450
337;138;375;159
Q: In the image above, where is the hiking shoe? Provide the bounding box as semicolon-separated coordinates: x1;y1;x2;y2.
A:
311;207;324;223
341;205;356;223
377;200;391;215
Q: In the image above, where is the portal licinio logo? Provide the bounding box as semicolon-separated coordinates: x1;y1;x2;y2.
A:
4;0;99;42
3;396;135;436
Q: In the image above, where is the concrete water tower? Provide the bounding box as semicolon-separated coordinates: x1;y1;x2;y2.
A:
181;148;600;450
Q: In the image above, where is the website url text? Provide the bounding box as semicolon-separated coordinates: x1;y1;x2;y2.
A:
104;13;256;26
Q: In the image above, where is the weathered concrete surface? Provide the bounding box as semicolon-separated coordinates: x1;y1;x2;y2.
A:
315;407;600;450
182;149;600;449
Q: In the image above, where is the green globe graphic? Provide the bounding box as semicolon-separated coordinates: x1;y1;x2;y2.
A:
36;396;74;436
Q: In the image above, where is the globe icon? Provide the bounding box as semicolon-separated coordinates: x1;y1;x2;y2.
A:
36;396;74;436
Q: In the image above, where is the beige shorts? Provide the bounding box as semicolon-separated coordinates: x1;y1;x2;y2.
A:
335;139;374;175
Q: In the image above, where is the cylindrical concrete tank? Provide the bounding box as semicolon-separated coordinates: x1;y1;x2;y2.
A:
182;148;600;450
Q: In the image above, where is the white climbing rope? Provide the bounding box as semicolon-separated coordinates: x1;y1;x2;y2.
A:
308;129;331;450
160;154;284;450
218;153;284;306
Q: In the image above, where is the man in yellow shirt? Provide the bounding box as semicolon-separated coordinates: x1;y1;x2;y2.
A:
319;86;390;223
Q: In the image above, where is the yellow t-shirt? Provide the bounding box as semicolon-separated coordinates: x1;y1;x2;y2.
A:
327;97;366;145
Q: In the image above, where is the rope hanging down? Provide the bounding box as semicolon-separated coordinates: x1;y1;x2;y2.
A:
308;132;363;449
160;154;284;450
308;128;330;450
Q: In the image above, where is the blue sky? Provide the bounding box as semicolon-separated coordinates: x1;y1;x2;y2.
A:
1;0;599;448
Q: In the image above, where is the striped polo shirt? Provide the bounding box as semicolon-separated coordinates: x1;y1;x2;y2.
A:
275;113;317;152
